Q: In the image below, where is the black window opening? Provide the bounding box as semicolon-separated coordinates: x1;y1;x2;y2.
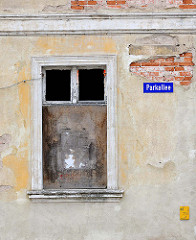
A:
46;70;71;101
79;69;105;101
45;68;105;103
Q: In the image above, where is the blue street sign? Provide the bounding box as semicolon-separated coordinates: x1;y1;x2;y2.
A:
143;82;173;93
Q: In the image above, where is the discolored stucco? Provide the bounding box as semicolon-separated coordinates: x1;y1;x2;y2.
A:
0;32;196;239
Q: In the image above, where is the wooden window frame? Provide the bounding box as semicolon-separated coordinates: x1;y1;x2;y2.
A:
27;55;123;202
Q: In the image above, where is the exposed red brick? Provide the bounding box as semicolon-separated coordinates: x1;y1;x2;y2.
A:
175;67;184;71
180;81;191;86
179;4;196;8
183;0;192;3
165;67;175;71
184;57;193;62
71;5;84;9
180;53;191;57
117;0;126;4
88;1;97;4
184;77;192;81
130;53;194;86
71;0;98;8
71;0;87;4
180;71;193;76
178;62;195;66
107;0;116;4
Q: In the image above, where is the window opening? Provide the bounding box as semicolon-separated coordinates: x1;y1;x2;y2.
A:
45;70;71;101
28;56;123;200
43;67;107;189
79;69;105;101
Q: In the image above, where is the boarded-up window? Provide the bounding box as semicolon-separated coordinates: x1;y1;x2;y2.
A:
42;68;107;189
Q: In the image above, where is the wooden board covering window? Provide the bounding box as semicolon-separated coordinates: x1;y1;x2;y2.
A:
43;105;107;189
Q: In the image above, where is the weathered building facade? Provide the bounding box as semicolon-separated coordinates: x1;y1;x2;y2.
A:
0;1;196;239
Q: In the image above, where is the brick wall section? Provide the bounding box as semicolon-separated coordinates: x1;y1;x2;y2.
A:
71;0;126;9
179;0;196;9
71;0;97;10
71;0;196;9
130;53;194;86
107;0;126;8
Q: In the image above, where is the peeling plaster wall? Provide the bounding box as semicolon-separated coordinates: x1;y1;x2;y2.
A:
0;34;196;239
130;53;194;85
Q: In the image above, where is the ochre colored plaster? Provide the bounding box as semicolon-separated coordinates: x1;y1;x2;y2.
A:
3;141;29;191
0;35;195;240
2;65;30;192
36;36;117;54
18;65;31;126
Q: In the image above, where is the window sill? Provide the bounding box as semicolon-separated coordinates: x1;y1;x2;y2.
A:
27;189;124;202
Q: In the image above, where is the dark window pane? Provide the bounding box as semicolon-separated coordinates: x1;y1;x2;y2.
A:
79;69;104;101
46;70;71;101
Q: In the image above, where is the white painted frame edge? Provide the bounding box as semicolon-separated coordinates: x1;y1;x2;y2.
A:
31;55;118;192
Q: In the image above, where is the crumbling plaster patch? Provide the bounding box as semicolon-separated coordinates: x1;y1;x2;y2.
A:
130;35;194;57
42;5;70;12
130;52;195;86
133;35;178;46
129;35;195;86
